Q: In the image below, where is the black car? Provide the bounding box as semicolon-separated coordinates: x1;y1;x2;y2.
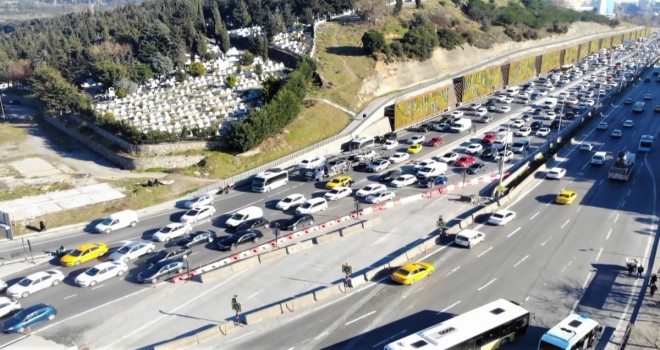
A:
375;132;398;143
236;217;270;231
481;148;496;158
379;169;402;182
532;108;543;115
550;120;561;129
145;246;192;265
520;114;532;122
466;162;486;174
418;176;448;188
282;214;315;231
137;259;186;284
215;230;264;251
485;99;497;107
530;121;543;131
175;230;217;248
416;124;432;132
563;112;576;120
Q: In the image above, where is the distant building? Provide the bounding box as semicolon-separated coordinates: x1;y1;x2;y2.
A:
596;0;616;15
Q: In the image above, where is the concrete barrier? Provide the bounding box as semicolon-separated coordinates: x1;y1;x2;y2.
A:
361;216;382;229
219;321;240;335
286;240;314;254
405;246;424;260
313;284;344;301
244;303;284;325
314;231;341;244
153;334;198;350
258;248;287;263
283;293;316;312
364;264;389;281
230;256;260;273
199;265;234;283
446;226;461;235
350;274;367;288
459;215;474;229
388;253;410;268
196;326;221;344
340;224;363;237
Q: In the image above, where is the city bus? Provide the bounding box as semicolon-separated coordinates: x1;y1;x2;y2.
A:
384;299;530;350
348;136;375;151
538;314;602;350
632;102;646;113
639;135;654;152
252;168;288;192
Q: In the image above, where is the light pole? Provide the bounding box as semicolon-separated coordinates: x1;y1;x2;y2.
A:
0;92;5;122
497;127;511;187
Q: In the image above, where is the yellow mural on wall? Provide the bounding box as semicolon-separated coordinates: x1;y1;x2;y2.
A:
394;86;451;130
508;57;537;86
590;39;600;53
564;46;579;64
462;66;503;103
612;34;623;46
540;51;561;74
601;37;611;49
578;43;590;59
624;32;632;41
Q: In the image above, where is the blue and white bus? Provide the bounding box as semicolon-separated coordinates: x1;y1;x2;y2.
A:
538;314;602;350
639;135;654;152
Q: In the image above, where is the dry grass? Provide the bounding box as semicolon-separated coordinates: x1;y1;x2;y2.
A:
0;123;27;145
0;182;75;201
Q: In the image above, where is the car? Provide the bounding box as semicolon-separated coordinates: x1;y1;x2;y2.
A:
475;107;488;117
180;205;215;223
465;143;483;154
440;152;459;163
74;261;128;287
515;127;532;137
509;119;524;128
390;174;417;188
214;230;264;251
655;105;660;113
466;162;486;174
407;144;423;154
530;121;543;131
366;159;391;172
622;119;634;128
482;132;497;144
455;155;477;167
295;198;328;214
468;102;481;110
434;122;451;132
153;223;192;242
536;127;551;137
281;214;315;231
1;303;57;334
366;191;395;204
494;150;514;162
496;105;512;113
109;240;155;263
450;110;464;118
644;94;652;100
137;259;186;284
59;243;109;267
580;143;593;151
6;270;65;299
378;169;402;182
175;230;217;248
502;96;514;104
407;135;426;144
481;148;496;158
624;98;633;104
479;115;493;123
145;247;192;266
356;183;387;198
546;167;566;179
323;186;352;201
596;121;608;130
383;139;399;150
543;111;556;120
276;193;306;211
414;159;438;171
427;137;444;147
236;217;271;231
389;152;410;164
611;129;623;138
326;175;353;189
298;155;326;170
555;190;577;205
487;210;517;226
391;262;434;285
0;297;20;319
419;175;448;188
416;124;432;132
183;194;213;209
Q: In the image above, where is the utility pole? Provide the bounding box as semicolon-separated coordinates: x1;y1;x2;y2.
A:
0;92;6;122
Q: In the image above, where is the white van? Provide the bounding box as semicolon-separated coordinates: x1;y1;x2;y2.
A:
454;229;486;248
296;198;328;214
225;206;264;229
543;97;558;109
450;119;472;133
94;210;139;234
591;151;607;165
505;86;520;96
416;163;448;179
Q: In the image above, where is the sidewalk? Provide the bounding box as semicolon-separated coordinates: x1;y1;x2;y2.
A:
624;269;660;349
2;334;77;350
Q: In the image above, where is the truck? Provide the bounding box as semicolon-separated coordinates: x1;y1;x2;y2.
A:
608;151;635;181
450;118;472;133
303;158;352;182
492;131;513;150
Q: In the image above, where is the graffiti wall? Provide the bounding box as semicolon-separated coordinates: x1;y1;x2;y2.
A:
612;34;623;46
624;32;632;41
394;86;452;129
540;51;561;74
578;43;590;59
462;66;503;103
590;39;600;53
564;46;579;64
508;57;537;86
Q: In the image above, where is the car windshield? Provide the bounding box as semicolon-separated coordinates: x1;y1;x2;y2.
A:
116;246;131;254
329;189;340;194
152;251;167;259
85;267;101;276
421;167;433;172
100;217;113;225
231;213;246;220
160;226;174;233
492;214;504;219
69;249;84;257
17;278;33;287
282;197;293;203
301;202;312;209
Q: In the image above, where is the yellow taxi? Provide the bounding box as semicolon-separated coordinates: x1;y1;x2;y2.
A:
326;175;353;189
555;190;577;205
391;262;435;285
60;243;109;267
407;144;423;154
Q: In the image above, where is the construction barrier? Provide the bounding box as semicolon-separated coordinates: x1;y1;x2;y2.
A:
230;256;260;273
286;240;314;254
243;304;284;325
283;293;316;312
258;248;287;263
314;231;341;244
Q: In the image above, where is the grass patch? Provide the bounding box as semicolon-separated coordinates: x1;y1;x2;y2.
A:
0;123;27;145
0;182;75;201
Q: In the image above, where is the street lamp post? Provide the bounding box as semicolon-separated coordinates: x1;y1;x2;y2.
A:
497;127;511;187
0;92;5;122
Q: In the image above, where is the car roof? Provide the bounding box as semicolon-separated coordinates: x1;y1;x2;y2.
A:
92;261;122;269
26;270;59;279
124;240;149;247
75;243;104;251
334;175;350;180
307;197;326;203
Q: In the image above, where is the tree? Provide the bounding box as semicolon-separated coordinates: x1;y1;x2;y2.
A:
225;75;238;88
93;60;129;90
29;65;89;113
240;52;255;66
131;63;154;84
265;12;284;41
415;0;423;8
188;61;206;76
115;78;138;95
116;88;128;98
232;0;252;28
437;28;465;50
394;0;403;15
355;0;388;23
401;25;439;60
361;29;386;55
148;52;174;78
255;63;263;76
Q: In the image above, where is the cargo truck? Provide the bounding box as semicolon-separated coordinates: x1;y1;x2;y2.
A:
608;151;635;181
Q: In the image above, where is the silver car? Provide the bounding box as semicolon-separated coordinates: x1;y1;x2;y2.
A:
110;240;155;263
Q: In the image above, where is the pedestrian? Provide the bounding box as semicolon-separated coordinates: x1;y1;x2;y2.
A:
650;282;657;297
651;273;658;285
638;265;645;278
39;220;46;232
628;265;635;276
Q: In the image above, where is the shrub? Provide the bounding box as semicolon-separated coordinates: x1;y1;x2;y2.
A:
401;25;439;60
361;29;386;55
437;28;465;50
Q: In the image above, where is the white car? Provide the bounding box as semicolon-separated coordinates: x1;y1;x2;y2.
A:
546;167;566;179
509;119;524;128
502;97;514;104
390;174;417;188
475;107;488;117
324;187;352;201
414;159;437;171
611;129;623;138
109;240;155;263
488;210;517;226
580;142;593;151
518;92;530;99
276;193;306;210
496;105;512;113
180;205;215;223
495;94;508;102
296;198;328;214
596;122;608;130
383;139;399;150
536;128;551;137
366;191;395;204
74;261;128;287
366;159;391;172
440;152;459;163
298;155;326;170
644;93;652;100
389;152;410;164
153;223;192;242
7;270;65;299
407;135;426;144
622;120;634;128
450;110;464;118
0;297;20;318
356;183;387;198
468;102;481;110
494;150;514;162
515;127;532;137
183;194;213;209
585;99;595;107
465;143;483;154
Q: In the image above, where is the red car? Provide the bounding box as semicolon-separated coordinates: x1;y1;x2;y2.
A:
427;137;445;147
455;155;477;167
482;132;497;144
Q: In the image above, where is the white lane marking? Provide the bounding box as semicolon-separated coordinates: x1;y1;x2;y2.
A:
513;255;530;268
91;285;105;290
373;330;408;348
577;207;582;213
477;278;497;291
595;247;604;262
530;211;540;220
626;189;632;197
445;266;461;277
560;261;572;273
228;330;256;343
614;213;620;224
63;294;77;300
561;220;570;229
247;291;260;300
287;347;295;350
345;311;376;326
598;179;603;186
541;237;552;247
606;228;612;241
190;251;200;256
477;246;493;258
315;331;329;340
581;162;588;170
507;227;521;238
440;300;461;314
621;200;626;207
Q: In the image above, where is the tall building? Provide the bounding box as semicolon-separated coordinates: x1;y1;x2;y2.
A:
595;0;616;15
